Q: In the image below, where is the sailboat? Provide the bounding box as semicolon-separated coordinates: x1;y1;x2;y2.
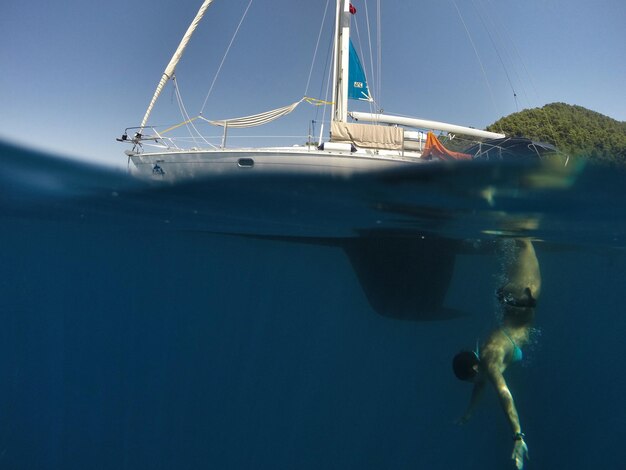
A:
119;0;506;180
115;1;573;321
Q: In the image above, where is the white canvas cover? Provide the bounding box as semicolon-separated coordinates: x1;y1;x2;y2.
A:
330;121;404;150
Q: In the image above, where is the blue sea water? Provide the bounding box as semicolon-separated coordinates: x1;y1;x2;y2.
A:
1;140;625;469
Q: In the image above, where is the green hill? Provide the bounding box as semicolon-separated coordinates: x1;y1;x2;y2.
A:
486;103;626;164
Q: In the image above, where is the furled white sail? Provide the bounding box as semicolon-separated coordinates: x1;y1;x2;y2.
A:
202;101;302;128
140;0;216;129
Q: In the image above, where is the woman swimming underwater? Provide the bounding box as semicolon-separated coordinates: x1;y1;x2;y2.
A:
453;239;541;470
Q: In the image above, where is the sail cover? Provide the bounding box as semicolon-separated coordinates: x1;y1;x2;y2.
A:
331;121;403;149
348;41;372;101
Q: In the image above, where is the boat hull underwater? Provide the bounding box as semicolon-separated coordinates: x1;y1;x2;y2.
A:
233;233;464;321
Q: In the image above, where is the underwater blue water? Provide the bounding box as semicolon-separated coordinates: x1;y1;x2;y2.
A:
1;141;625;469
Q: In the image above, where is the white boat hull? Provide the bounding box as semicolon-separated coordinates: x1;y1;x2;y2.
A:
129;147;426;181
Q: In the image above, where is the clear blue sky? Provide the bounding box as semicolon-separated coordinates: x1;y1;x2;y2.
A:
1;0;624;167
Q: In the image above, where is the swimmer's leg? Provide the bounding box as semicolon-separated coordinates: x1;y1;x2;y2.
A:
499;239;541;304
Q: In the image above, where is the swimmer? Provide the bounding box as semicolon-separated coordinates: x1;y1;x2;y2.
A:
453;239;540;470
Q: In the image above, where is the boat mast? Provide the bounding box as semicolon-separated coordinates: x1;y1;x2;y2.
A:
139;0;216;130
331;0;351;124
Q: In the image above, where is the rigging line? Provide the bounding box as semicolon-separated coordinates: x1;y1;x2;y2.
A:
172;80;196;147
174;76;214;148
315;29;335;125
480;0;560;148
362;1;374;95
483;0;537;106
352;15;375;108
487;21;563;150
450;0;500;118
477;0;529;108
319;47;335;143
172;76;201;146
362;0;378;115
470;0;518;111
377;0;382;109
304;0;331;97
173;77;199;144
200;0;254;115
356;35;380;113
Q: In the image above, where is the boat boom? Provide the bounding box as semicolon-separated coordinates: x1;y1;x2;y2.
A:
350;112;506;140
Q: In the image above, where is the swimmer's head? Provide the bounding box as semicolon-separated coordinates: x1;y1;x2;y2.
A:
452;351;480;382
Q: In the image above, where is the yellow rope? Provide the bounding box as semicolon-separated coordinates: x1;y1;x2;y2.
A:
160;116;200;135
303;96;333;106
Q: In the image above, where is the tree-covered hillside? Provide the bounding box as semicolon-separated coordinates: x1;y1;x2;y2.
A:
486;103;626;164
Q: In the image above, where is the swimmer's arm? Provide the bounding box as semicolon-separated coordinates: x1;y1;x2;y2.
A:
487;365;529;469
486;365;521;434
